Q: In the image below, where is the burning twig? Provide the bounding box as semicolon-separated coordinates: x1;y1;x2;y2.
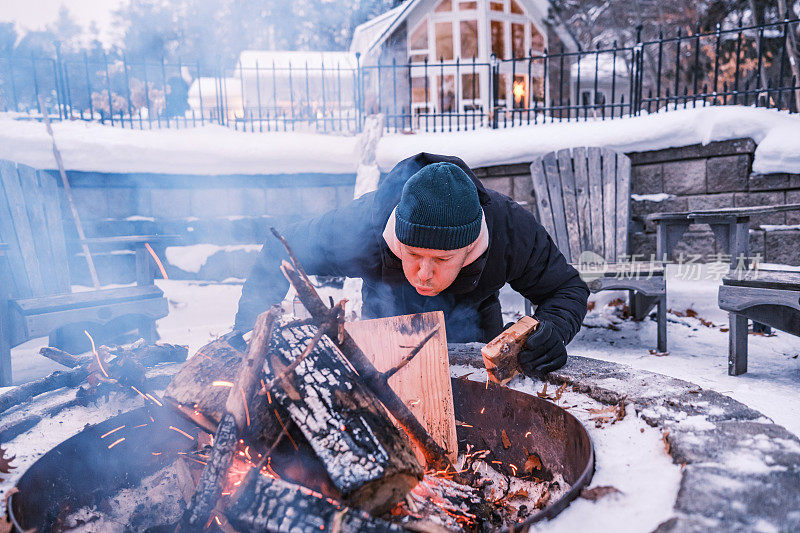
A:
179;306;282;532
273;229;454;473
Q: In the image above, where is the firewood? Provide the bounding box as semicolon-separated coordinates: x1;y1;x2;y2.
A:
481;316;539;385
345;312;458;465
0;367;88;415
280;257;454;473
225;470;406;533
38;346;86;368
266;322;423;514
179;307;282;532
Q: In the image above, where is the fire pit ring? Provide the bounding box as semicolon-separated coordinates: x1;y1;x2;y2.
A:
8;378;593;531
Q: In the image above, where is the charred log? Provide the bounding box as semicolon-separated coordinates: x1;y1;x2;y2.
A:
0;367;88;415
225;472;406;533
266;322;423;515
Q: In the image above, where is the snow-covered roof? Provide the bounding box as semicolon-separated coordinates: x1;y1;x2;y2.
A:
351;0;580;59
237;50;358;71
188;77;240;99
570;53;630;79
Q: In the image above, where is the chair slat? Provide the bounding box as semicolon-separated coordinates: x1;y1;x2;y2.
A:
530;159;557;241
601;150;618;262
571;147;593;253
615;153;632;260
542;152;571;256
17;164;59;295
0;163;31;298
556;149;582;263
0;161;45;296
38;171;71;294
586;147;605;259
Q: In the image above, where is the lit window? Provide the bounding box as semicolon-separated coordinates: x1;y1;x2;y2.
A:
410;20;428;50
510;0;524;14
435;0;452;12
460;20;478;59
437;75;456;111
459;1;477;9
497;73;508;102
490;1;504;11
511;23;525;58
435;22;454;60
411;77;429;103
462;73;480;99
491;20;505;59
513;75;527;108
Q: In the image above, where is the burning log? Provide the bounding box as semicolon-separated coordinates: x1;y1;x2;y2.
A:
482;316;539;385
272;227;454;473
266;322;423;514
179;306;282;532
225;471;405;533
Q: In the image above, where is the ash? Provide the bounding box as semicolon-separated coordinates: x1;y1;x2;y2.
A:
65;460;186;532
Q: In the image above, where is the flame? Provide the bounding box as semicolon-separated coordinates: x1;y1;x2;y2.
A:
513;80;525;104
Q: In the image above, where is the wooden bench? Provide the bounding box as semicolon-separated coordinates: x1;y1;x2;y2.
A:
530;147;667;352
0;160;177;385
647;204;800;375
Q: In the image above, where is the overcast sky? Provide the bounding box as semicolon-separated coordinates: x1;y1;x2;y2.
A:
0;0;125;45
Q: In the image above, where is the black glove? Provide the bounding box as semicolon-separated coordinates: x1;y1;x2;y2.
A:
517;319;567;375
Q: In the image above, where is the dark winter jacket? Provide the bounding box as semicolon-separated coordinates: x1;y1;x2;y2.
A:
235;153;589;344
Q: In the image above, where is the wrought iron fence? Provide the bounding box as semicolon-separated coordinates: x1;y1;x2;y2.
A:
0;18;797;134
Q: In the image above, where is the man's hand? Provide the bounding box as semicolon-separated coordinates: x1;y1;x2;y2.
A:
517;319;567;375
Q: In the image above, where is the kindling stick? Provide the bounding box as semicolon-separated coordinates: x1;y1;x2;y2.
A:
37;96;100;288
271;229;454;472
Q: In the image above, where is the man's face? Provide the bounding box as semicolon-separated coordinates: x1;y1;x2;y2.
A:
398;243;471;296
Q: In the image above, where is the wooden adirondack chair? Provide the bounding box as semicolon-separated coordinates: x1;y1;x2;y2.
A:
0;160;171;385
530;147;667;352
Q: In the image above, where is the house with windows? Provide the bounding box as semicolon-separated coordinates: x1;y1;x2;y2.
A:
351;0;579;125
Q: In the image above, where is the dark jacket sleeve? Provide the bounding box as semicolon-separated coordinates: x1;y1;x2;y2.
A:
504;202;589;345
234;193;376;331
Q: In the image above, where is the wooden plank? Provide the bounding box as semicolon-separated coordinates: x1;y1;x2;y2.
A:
0;162;31;299
16;165;58;295
614;152;631;259
481;315;539;385
0;161;45;296
586;147;605;258
723;270;800;291
572;146;593;253
12;284;164;314
542;151;571;256
557;149;582;263
37;170;71;294
344;311;457;464
530;159;557;241
601;150;618;262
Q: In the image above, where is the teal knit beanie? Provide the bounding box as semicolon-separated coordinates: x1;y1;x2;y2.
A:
395;162;482;250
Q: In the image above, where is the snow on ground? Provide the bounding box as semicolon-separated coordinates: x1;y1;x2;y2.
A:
1;106;799;177
376;106;800;174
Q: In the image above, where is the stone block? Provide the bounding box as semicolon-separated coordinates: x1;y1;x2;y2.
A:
481;176;512;198
151;188;191;219
300;186;339;215
765;229;800;266
512;174;535;206
71;188;108;220
629;231;656;259
663;159;706;195
749;229;765;260
748;172;789;191
192;188;231;218
789;174;800;189
706;155;749;193
672;231;716;262
264;187;301;217
104;188;137;219
686;193;734;211
236;188;267;216
627;138;755;166
631;196;688;232
787;190;800;225
734;191;786;227
631;163;663;194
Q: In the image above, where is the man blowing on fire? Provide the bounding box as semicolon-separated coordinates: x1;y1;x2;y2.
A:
235;153;589;375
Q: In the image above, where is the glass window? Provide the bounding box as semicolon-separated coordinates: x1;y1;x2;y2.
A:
490;1;504;11
531;23;545;51
410;20;428;50
531;76;544;102
497;73;508;103
511;22;525;58
491;20;505;59
460;20;478;59
435;22;454;60
462;73;480;99
459;1;477;9
510;0;524;14
513;74;527;108
411;77;429;103
437;75;456;111
410;53;428;62
435;0;452;12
